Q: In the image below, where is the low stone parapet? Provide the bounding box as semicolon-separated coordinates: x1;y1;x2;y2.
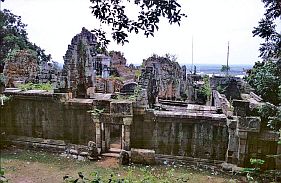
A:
131;148;156;165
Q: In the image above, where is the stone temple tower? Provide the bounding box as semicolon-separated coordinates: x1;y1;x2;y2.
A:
62;27;98;98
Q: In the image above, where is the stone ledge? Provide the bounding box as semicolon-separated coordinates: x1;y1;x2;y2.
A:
153;111;227;121
131;148;156;165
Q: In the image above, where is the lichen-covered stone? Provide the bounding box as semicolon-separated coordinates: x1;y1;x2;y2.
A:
3;49;39;87
142;55;182;100
131;148;156;165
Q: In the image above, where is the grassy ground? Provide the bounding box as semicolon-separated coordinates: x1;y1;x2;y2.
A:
0;148;243;183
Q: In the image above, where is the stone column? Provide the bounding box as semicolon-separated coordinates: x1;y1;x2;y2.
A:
122;117;132;151
191;123;198;157
104;123;111;151
237;131;248;167
276;143;281;169
94;118;102;149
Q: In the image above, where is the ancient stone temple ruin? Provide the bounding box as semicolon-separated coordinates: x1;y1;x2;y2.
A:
3;50;40;87
1;28;280;171
3;49;61;88
62;28;108;97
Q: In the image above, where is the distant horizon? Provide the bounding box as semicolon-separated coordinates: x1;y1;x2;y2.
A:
55;60;254;68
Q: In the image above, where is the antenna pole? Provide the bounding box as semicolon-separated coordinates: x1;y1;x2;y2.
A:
226;41;230;76
191;36;193;74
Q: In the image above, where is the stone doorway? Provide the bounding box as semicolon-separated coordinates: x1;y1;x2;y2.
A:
95;117;132;153
109;124;122;150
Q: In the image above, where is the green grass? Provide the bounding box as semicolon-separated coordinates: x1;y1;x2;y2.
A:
0;148;241;183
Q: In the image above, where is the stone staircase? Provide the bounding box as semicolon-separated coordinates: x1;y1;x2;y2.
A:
101;148;121;158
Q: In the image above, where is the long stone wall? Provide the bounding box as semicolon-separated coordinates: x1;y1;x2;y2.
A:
0;91;95;145
131;109;228;161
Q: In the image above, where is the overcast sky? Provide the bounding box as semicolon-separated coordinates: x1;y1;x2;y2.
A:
2;0;266;66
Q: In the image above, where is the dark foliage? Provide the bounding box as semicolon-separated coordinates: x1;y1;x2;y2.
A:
247;0;281;105
89;0;186;48
252;0;281;59
247;61;281;105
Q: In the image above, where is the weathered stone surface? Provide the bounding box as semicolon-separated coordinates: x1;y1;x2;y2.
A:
120;82;137;94
109;51;138;81
88;141;99;160
95;77;123;93
131;109;228;161
142;55;182;100
233;100;250;117
212;90;232;116
0;91;95;144
70;149;78;155
119;150;130;165
38;61;61;88
62;28;119;97
131;148;156;165
110;101;133;116
3;50;40;87
237;117;261;133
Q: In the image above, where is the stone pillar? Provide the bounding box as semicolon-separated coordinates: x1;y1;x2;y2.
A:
237;131;248;167
101;123;106;152
191;124;198;157
276;143;281;169
94;118;102;149
122;117;132;151
104;123;111;151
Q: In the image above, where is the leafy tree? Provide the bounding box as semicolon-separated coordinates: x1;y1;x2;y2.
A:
0;9;28;72
252;0;281;59
247;0;281;105
90;0;186;48
0;9;51;73
247;61;281;105
220;65;230;74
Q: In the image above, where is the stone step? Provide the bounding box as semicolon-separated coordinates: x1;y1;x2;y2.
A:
109;148;122;153
101;152;120;158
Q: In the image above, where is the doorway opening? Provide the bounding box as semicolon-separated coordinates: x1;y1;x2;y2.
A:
109;124;122;150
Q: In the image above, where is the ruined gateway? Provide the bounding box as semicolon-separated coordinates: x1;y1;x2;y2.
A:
1;28;280;170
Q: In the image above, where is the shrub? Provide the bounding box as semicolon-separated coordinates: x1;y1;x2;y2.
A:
18;82;53;91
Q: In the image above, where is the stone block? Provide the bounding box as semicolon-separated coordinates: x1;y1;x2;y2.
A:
238;117;261;132
239;144;246;154
111;101;133;116
123;117;132;125
232;100;249;116
70;149;78;155
131;148;156;165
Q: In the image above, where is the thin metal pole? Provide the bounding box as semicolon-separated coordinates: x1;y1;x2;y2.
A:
227;41;230;76
191;36;193;74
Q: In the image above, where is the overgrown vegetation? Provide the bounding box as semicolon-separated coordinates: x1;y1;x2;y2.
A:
64;167;190;183
87;108;105;117
247;61;281;105
0;94;11;104
197;75;211;103
0;9;51;73
246;2;281;177
0;168;8;183
18;82;53;91
247;0;281;105
109;76;125;82
242;158;265;182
